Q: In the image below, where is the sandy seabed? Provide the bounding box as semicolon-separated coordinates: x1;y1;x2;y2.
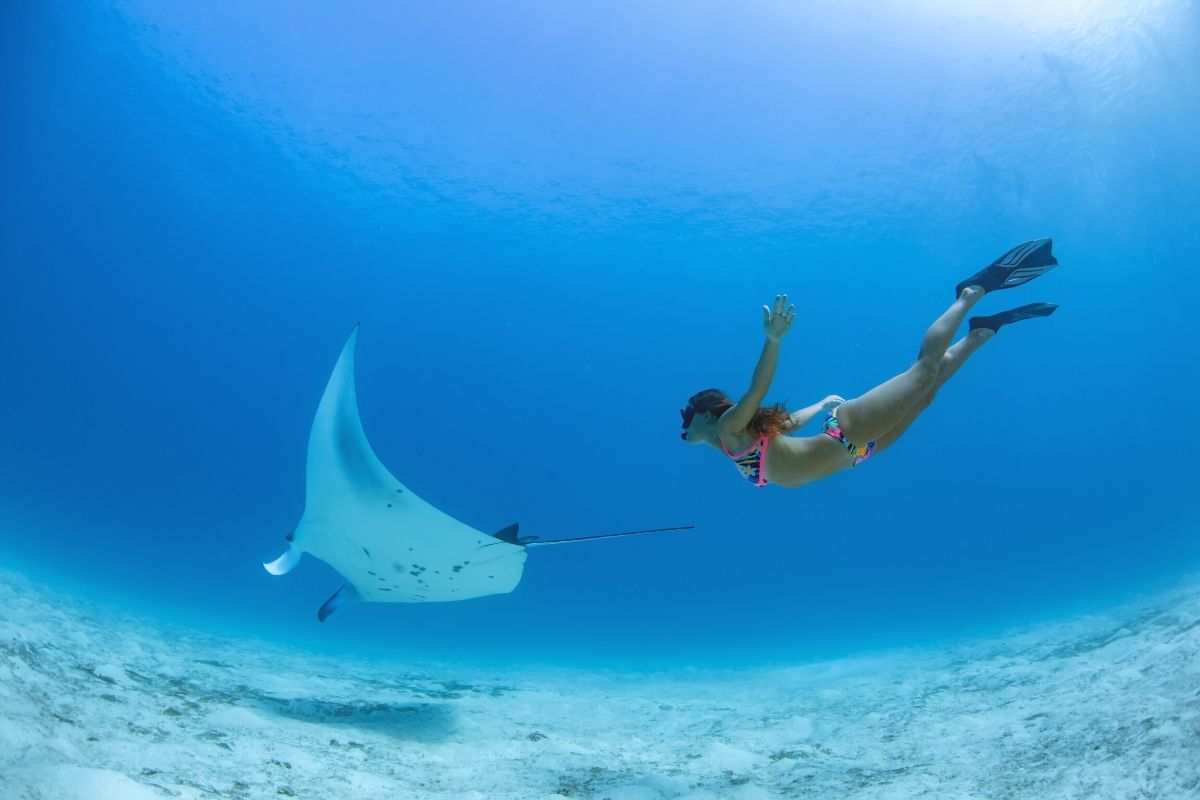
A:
0;568;1197;800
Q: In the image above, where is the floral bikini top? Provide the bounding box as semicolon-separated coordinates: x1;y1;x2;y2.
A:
721;435;769;487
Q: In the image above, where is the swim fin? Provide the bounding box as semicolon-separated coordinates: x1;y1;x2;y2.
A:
956;238;1058;299
969;302;1059;332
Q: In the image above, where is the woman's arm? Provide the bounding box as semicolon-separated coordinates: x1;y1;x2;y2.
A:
785;395;846;431
720;295;795;434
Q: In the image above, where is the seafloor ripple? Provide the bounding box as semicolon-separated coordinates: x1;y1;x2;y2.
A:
0;569;1196;799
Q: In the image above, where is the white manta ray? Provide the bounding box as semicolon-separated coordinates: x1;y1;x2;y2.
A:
265;328;690;621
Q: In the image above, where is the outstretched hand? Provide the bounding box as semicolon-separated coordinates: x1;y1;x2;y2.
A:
820;394;846;410
762;294;796;342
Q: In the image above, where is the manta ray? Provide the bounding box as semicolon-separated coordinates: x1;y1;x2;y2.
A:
265;327;690;621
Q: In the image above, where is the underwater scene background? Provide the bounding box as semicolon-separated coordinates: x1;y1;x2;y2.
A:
3;0;1200;667
3;2;1199;797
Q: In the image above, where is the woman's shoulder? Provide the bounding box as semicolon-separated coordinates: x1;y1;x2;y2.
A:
719;430;763;454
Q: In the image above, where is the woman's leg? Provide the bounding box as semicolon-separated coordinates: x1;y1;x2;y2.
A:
836;287;983;444
872;328;992;454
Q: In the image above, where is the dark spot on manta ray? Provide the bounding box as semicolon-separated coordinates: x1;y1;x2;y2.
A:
285;532;294;542
451;566;462;573
361;547;371;558
386;503;392;508
367;571;377;577
393;563;405;572
409;571;421;577
395;488;403;494
378;587;392;592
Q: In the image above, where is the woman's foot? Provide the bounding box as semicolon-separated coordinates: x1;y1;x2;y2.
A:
968;326;995;343
958;285;986;304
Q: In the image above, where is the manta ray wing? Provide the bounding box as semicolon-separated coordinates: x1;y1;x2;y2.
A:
264;327;527;618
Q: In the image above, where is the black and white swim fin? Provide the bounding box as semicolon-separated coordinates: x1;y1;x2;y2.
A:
969;302;1059;332
956;238;1058;299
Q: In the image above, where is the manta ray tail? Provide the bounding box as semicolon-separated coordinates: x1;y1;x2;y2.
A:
318;584;361;622
493;523;696;547
523;522;696;546
263;545;302;576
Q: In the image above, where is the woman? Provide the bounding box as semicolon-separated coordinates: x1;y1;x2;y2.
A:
680;239;1060;488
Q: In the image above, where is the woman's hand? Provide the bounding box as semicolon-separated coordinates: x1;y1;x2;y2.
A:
762;294;796;342
820;394;846;410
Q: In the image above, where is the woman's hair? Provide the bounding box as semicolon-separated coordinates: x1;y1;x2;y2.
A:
683;388;791;438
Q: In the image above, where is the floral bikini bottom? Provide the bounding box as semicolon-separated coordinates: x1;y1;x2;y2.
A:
822;403;876;466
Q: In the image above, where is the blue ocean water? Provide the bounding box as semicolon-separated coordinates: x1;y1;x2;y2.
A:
1;0;1197;670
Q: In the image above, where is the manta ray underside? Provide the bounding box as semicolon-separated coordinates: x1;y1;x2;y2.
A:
264;327;690;621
